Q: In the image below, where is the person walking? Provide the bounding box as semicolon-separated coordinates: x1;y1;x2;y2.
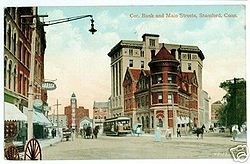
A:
20;124;27;146
165;127;172;139
177;128;181;137
155;126;161;142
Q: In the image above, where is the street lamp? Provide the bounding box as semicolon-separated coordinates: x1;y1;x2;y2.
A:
22;10;97;140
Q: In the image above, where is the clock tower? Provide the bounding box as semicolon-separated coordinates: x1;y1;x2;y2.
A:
70;93;77;130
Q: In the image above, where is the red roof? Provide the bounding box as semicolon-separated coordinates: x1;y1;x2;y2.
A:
129;69;141;81
153;46;177;61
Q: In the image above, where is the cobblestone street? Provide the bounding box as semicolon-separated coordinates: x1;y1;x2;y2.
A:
42;133;242;160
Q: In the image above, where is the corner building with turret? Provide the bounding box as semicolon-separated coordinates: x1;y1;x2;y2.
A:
107;34;208;134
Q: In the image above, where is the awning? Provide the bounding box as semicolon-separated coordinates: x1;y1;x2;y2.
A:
176;117;193;124
34;111;52;127
4;102;27;121
23;107;52;126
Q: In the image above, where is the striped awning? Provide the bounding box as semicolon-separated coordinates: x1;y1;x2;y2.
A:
23;107;52;126
4;102;27;121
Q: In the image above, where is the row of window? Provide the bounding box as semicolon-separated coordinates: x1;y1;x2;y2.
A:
94;116;107;119
129;60;144;68
152;73;174;84
154;92;173;104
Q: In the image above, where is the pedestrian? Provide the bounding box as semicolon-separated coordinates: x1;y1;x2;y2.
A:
20;124;27;146
136;126;141;137
155;126;161;142
52;128;55;138
165;127;172;139
177;128;181;137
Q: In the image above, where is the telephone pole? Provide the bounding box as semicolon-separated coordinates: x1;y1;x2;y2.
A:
53;99;61;136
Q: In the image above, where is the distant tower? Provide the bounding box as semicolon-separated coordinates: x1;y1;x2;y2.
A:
70;93;77;130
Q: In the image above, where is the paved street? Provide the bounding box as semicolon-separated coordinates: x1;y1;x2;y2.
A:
42;133;243;160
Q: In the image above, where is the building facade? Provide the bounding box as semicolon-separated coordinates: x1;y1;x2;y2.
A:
93;101;110;133
48;114;67;129
211;101;222;127
4;7;48;139
123;46;199;135
64;93;89;132
108;33;206;127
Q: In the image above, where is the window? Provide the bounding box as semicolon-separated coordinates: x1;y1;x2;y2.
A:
19;74;22;94
157;74;163;84
8;61;12;89
188;63;192;70
158;93;163;103
4;57;7;87
146;95;149;106
149;39;155;47
4;20;6;45
168;93;173;104
141;61;144;69
129;60;133;67
188;53;191;60
13;67;16;91
8;25;11;50
168;75;173;83
158;119;163;127
141;97;144;107
129;49;133;56
13;33;16;56
141;50;144;57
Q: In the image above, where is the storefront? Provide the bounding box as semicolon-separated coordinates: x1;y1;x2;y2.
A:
23;107;52;139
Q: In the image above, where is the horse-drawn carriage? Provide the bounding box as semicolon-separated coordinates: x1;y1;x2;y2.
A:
80;126;99;139
4;120;42;160
61;128;73;141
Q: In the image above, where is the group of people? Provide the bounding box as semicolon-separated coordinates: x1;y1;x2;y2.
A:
155;127;182;142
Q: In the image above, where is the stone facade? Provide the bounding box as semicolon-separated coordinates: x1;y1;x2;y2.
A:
107;34;206;127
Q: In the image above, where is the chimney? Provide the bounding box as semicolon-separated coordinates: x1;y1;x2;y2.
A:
151;50;155;58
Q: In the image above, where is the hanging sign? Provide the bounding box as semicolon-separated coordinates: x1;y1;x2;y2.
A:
41;81;57;91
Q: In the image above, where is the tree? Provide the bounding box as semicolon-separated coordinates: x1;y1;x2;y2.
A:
218;78;246;128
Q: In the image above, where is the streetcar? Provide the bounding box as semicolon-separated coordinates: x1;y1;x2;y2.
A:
103;116;131;136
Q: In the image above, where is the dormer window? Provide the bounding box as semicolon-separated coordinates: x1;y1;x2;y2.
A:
149;39;155;47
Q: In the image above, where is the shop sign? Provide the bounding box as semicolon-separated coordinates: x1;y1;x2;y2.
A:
41;81;56;91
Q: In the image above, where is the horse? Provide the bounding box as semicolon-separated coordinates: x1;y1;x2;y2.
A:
84;126;93;139
93;126;100;139
193;124;206;139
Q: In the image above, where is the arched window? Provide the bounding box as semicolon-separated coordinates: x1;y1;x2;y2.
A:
146;116;150;128
13;66;16;91
8;25;11;50
8;60;12;89
4;20;7;45
158;119;163;127
4;57;7;87
141;116;144;130
13;33;17;56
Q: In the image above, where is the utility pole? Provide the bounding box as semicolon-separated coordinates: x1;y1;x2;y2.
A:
53;99;61;136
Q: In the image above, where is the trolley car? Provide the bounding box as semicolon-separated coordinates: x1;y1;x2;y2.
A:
103;117;131;136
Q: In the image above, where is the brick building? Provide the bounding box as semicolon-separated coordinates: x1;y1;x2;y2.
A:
64;93;89;132
123;46;199;135
211;101;222;127
108;34;207;127
93;101;110;133
4;7;48;140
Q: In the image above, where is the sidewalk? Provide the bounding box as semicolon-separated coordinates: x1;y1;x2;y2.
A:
38;136;62;148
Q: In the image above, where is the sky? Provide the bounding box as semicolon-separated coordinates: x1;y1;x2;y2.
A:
37;5;246;117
